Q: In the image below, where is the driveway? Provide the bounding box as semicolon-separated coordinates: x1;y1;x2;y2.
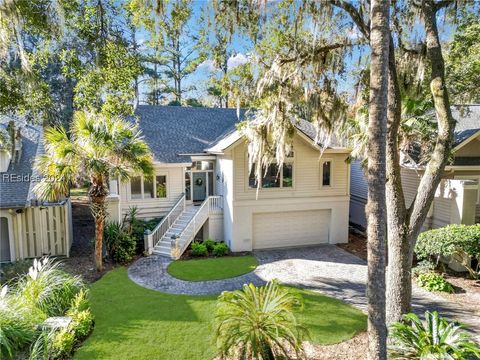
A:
128;245;479;337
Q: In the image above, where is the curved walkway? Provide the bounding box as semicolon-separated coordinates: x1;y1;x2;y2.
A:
128;245;480;338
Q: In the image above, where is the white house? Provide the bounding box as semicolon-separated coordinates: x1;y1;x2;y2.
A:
350;104;480;230
0;115;72;263
106;106;351;258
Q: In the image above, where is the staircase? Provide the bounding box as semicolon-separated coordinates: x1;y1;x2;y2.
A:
153;205;199;256
144;194;223;259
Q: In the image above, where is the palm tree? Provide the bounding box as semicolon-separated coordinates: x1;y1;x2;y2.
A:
215;281;308;360
34;111;153;271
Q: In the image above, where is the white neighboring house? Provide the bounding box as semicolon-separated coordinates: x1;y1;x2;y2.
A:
350;104;480;230
0;115;73;263
106;106;351;258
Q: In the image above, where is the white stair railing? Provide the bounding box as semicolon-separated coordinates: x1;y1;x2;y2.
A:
171;196;223;259
144;193;185;254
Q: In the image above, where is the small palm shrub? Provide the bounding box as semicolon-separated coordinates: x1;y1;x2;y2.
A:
215;280;308;360
212;242;229;257
389;311;480;359
16;258;84;317
104;221;136;263
203;239;216;252
416;272;454;293
191;242;208;257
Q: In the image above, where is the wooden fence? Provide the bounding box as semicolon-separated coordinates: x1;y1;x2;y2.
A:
13;199;72;260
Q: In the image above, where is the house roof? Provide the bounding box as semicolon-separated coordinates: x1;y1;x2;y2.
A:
0;115;42;209
452;105;480;146
134;106;247;163
135;105;345;163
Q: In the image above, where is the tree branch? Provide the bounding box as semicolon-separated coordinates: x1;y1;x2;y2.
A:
329;0;370;39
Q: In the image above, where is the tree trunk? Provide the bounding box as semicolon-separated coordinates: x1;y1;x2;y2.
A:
366;1;390;359
90;178;108;272
385;0;456;324
385;35;411;324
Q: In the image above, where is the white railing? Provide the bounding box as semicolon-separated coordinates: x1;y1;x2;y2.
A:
144;193;185;254
170;196;223;259
208;195;223;215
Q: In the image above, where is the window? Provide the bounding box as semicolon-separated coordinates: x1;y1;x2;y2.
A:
156;175;167;198
130;177;142;199
249;163;293;189
130;175;167;199
144;177;154;199
322;161;331;186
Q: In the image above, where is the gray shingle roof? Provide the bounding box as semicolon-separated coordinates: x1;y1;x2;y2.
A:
452;105;480;146
135;106;344;163
0;116;42;209
134;106;247;163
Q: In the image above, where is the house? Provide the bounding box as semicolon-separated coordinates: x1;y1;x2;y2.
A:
350;104;480;230
105;106;352;258
0;115;72;263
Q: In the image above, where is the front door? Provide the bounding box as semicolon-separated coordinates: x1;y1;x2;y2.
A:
0;217;11;262
192;172;207;202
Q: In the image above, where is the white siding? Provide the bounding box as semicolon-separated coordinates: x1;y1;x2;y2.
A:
119;164;184;219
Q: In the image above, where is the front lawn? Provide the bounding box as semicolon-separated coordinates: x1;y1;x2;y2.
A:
74;268;366;360
167;255;258;281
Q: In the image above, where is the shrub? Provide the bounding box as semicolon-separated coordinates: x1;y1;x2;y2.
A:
412;260;436;278
215;281;308;360
389;311;480;359
0;260;31;284
203;239;216;252
212;242;229;257
51;329;75;358
191;242;208;257
415;224;480;277
0;287;37;359
16;258;84;317
416;272;454;293
69;310;94;339
104;221;136;263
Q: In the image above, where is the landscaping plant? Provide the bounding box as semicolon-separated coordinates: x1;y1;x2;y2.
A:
0;258;94;359
203;239;216;252
416;272;454;293
191;242;208;257
212;243;229;257
415;224;480;278
104;221;137;263
215;280;308;360
389;311;480;359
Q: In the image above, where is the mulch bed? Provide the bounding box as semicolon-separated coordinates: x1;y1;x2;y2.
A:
60;195;116;283
302;332;367;360
337;229;367;261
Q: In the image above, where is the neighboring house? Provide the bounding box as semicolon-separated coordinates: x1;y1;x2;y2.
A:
350;104;480;230
0;116;72;263
106;106;351;258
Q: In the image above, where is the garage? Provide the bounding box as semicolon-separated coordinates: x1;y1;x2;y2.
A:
252;209;331;249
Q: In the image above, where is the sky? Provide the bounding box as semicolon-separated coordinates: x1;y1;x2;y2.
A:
135;0;458;106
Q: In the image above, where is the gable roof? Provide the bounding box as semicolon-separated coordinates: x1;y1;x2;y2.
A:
134;106;247;163
452;104;480;146
135;105;346;163
0;115;42;209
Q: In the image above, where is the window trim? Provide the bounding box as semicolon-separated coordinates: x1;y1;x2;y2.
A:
247;153;295;190
320;159;333;188
129;173;168;200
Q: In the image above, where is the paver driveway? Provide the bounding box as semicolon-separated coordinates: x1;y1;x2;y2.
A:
129;245;479;337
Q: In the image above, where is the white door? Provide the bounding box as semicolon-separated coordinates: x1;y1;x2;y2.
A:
253;210;330;249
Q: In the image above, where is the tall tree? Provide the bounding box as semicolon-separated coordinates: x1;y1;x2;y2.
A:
365;0;390;358
34;111;153;271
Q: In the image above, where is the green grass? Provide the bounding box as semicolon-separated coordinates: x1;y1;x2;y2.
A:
74;268;366;360
167;256;258;281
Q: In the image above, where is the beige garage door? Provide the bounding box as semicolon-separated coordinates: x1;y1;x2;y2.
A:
253;210;330;249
